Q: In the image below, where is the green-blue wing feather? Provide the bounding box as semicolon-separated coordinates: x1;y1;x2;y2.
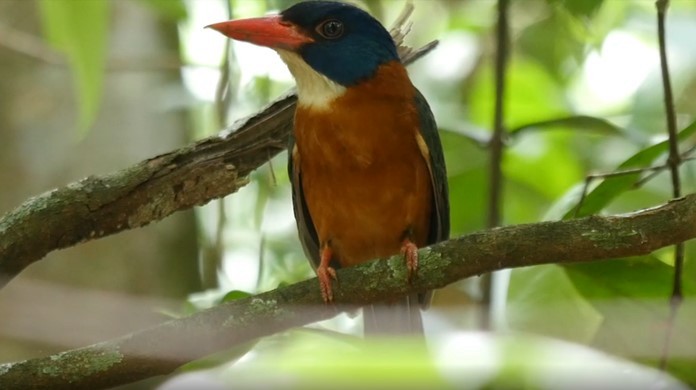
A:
414;88;450;244
288;137;322;270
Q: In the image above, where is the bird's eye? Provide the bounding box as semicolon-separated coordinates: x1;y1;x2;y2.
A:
316;19;344;39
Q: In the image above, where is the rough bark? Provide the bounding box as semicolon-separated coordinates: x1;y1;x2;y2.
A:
0;92;293;287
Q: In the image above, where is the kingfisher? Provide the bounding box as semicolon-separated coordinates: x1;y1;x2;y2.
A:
208;0;449;334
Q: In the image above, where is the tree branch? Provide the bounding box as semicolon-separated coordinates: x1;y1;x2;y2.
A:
1;194;695;389
0;34;437;289
0;93;292;287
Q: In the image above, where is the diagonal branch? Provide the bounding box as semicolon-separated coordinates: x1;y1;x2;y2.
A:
1;194;695;389
0;93;292;288
0;38;438;289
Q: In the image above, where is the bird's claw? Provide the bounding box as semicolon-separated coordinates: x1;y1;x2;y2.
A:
317;265;337;302
401;239;419;281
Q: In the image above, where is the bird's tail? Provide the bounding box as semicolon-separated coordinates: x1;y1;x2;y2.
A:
362;293;424;335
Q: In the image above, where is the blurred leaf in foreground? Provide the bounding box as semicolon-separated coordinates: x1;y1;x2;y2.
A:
38;0;109;134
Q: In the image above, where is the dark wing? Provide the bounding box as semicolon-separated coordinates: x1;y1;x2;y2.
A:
414;88;450;244
287;135;321;270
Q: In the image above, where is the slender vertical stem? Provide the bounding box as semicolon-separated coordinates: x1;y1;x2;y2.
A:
481;0;510;330
201;0;235;289
489;0;509;229
656;0;683;370
656;0;683;300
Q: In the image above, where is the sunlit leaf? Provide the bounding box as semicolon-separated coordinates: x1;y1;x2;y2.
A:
565;120;696;218
518;9;587;82
136;0;187;21
510;115;624;137
221;290;253;302
507;265;603;343
439;127;490;147
468;59;569;130
505;132;584;203
549;0;605;19
447;170;487;236
38;0;108;134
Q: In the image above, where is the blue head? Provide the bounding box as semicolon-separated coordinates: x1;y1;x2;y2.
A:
281;1;399;86
208;1;399;87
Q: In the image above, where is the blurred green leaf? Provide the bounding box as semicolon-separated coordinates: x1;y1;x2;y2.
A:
549;0;604;19
216;330;448;388
440;127;490;147
505;132;584;203
439;129;488;235
518;10;587;82
507;265;602;343
440;129;488;174
447;169;487;236
565;120;696;218
510;115;624;137
564;257;696;384
136;0;188;21
179;340;258;372
566;256;695;301
468;59;569;130
221;290;253;302
38;0;108;134
175;329;687;389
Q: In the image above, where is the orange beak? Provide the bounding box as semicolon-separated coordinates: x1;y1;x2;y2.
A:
206;16;313;50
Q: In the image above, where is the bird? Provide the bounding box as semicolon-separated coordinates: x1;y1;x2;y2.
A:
208;0;449;335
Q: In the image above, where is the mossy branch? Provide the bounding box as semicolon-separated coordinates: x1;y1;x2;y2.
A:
1;194;695;389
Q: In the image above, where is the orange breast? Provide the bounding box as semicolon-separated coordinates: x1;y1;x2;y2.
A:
294;62;432;267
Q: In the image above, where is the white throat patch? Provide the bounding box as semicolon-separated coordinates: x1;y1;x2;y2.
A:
277;50;346;110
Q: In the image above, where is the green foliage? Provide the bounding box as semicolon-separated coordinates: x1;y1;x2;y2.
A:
509;115;624;136
549;0;605;19
468;59;569;130
565;120;696;218
136;0;188;21
195;329;684;389
518;8;588;82
38;0;108;134
221;290;253;302
566;257;696;385
507;265;602;343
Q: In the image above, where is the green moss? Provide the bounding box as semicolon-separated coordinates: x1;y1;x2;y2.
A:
224;298;288;328
581;229;639;250
0;363;12;376
41;347;123;382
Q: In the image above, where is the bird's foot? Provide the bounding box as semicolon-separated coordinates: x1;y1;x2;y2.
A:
318;245;337;302
317;265;337;302
401;239;419;281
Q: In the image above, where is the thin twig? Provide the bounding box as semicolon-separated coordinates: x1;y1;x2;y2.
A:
572;154;696;219
481;0;510;330
656;0;683;371
656;0;684;299
634;146;696;188
488;0;509;229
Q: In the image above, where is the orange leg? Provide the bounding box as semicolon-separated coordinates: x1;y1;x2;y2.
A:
317;245;337;302
401;238;419;280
